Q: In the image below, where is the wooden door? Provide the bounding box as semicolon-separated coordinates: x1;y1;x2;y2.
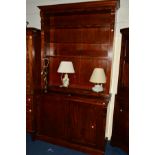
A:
68;97;106;150
37;93;69;140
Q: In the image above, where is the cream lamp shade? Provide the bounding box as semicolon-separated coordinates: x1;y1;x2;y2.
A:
57;61;75;87
57;61;75;73
90;68;106;83
89;68;106;92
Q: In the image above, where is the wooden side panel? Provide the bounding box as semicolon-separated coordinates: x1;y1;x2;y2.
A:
26;34;33;94
111;28;129;153
26;29;41;93
118;36;129;90
26;95;33;132
26;28;41;133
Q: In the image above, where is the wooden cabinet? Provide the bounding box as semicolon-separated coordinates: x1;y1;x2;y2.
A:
111;28;129;153
35;1;119;154
26;28;41;133
36;87;110;154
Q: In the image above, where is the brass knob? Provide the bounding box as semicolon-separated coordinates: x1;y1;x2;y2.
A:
28;98;31;101
29;109;32;112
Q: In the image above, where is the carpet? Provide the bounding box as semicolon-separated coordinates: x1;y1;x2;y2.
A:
105;142;128;155
26;134;128;155
26;134;88;155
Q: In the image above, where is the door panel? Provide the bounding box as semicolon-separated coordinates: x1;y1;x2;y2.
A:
68;98;106;150
37;93;69;140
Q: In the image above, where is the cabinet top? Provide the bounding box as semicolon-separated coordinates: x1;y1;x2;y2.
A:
38;0;119;15
45;86;111;103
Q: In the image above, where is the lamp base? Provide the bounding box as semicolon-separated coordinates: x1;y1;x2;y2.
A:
92;84;103;93
61;73;69;87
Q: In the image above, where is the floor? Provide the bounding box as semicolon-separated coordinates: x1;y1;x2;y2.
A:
26;134;88;155
26;134;128;155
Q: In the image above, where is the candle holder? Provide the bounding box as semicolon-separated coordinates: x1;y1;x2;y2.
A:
41;57;49;92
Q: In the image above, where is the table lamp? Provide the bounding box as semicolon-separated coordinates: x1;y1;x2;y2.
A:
89;68;106;92
57;61;75;87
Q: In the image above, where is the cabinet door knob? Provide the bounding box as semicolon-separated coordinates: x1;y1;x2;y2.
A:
91;125;94;129
29;109;32;112
120;109;123;112
28;98;31;101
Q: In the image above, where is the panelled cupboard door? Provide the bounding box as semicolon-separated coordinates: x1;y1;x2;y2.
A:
68;98;106;150
37;93;69;140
